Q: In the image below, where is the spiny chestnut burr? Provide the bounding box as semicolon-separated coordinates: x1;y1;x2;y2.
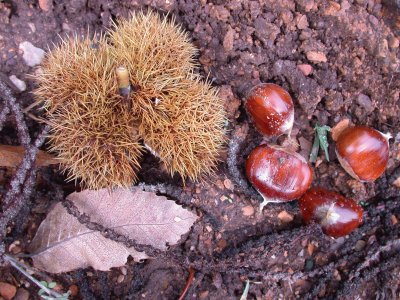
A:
33;12;226;189
245;83;294;137
335;126;391;182
246;144;312;210
299;188;363;238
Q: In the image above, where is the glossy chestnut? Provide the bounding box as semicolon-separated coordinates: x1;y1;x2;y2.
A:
335;126;390;182
246;144;312;210
299;188;363;238
245;83;294;137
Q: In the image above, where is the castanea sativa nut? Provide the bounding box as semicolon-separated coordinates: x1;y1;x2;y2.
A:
245;83;294;137
335;126;390;182
246;144;312;210
299;188;363;238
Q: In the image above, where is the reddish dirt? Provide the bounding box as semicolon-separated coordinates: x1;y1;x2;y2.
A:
0;0;400;299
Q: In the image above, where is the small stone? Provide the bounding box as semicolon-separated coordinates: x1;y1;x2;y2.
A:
356;94;374;113
393;177;400;188
27;22;36;33
220;195;229;202
306;51;327;63
242;205;254;216
121;266;127;275
14;288;29;300
38;0;53;11
391;215;398;225
68;285;79;297
354;240;366;251
199;291;209;299
277;210;294;223
388;37;399;49
223;26;235;52
205;225;212;232
223;178;234;190
331;119;351;141
376;39;389;58
297;64;313;76
0;282;17;300
117;275;125;283
19;41;45;67
297;15;309;30
307;243;316;256
9;75;26;92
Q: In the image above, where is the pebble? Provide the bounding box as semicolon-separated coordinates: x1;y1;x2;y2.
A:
376;39;388;58
393;177;400;188
297;15;309;30
306;51;327;63
117;275;125;283
223;26;235;52
277;210;294;223
297;64;313;76
0;282;17;300
354;240;366;251
223;178;234;190
356;94;374;112
242;205;254;216
19;41;45;67
391;215;398;225
121;266;127;275
38;0;53;11
9;75;26;92
307;243;316;256
14;288;29;300
388;37;399;49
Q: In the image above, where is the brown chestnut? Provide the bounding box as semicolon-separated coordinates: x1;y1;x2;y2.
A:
246;144;312;210
299;187;363;238
335;126;390;182
245;83;294;137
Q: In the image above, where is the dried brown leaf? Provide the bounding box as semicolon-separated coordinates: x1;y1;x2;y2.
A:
0;145;58;167
29;188;198;273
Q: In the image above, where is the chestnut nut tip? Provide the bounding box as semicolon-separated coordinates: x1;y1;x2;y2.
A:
245;83;294;138
335;125;390;182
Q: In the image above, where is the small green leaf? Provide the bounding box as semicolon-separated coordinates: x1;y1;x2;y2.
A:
38;289;45;296
48;282;57;289
310;124;331;162
40;281;48;287
240;280;250;300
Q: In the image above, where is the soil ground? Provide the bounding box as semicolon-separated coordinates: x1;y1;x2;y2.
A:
0;0;400;299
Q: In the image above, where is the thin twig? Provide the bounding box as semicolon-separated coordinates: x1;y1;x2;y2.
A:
178;267;195;300
4;255;64;298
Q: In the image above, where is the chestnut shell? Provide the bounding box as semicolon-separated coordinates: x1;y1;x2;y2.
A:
335;126;389;182
245;83;294;137
299;187;363;238
246;145;312;203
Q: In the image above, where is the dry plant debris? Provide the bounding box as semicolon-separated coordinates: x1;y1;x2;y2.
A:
29;187;197;273
0;145;58;167
33;12;226;189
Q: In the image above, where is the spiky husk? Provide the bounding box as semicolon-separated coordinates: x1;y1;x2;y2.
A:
34;12;226;188
110;13;226;182
34;37;143;189
109;11;198;91
136;75;227;181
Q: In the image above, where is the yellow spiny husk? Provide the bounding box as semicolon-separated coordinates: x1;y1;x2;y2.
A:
135;74;226;181
34;37;143;189
109;11;198;91
33;11;226;188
